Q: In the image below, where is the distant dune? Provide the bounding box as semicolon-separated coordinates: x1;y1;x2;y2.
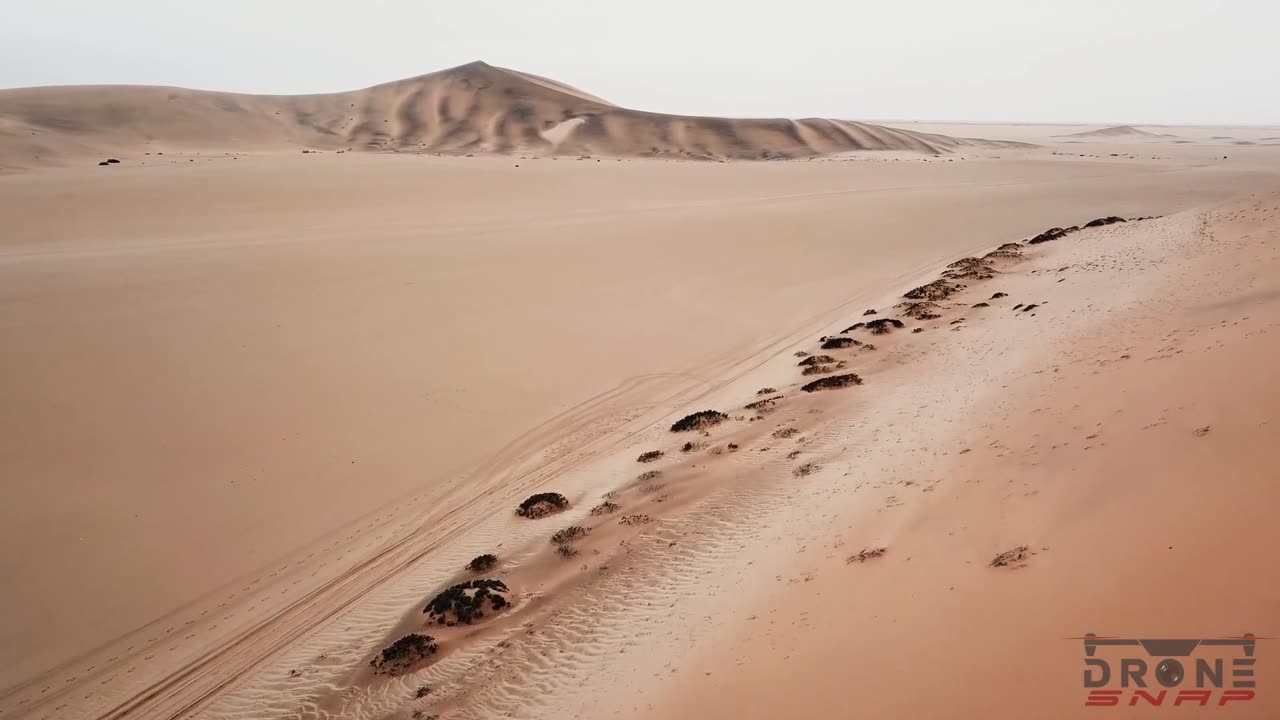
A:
1054;125;1165;139
0;61;1026;170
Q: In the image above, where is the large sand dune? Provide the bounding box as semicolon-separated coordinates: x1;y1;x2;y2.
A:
0;61;1022;171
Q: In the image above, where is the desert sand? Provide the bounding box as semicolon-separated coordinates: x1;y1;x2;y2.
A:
1;65;1279;720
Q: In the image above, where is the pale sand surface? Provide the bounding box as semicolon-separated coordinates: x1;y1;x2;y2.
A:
1;114;1279;719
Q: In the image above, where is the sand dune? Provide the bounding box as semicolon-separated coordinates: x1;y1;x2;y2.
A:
2;111;1279;720
1055;124;1165;139
0;61;1024;171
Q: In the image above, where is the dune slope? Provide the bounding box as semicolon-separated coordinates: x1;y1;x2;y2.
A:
0;61;1021;170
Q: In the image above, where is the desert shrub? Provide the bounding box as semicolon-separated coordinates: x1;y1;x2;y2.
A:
370;633;438;675
556;544;579;558
799;354;837;366
841;322;865;333
1027;226;1078;244
637;450;664;463
756;387;778;395
1022;304;1039;312
847;546;887;563
971;302;990;308
773;426;799;439
801;374;863;392
901;302;941;320
679;441;700;452
590;500;620;516
516;492;569;519
423;579;511;625
637;481;666;495
550;525;589;545
745;396;779;411
793;462;820;477
1083;216;1125;228
912;328;924;333
637;469;663;482
727;443;740;451
990;545;1030;567
821;337;857;349
670;410;728;433
802;364;835;376
865;318;905;334
863;308;877;315
466;554;498;572
904;279;959;300
414;685;432;699
619;514;652;526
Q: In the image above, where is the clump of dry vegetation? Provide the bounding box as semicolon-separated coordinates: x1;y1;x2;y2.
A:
983;243;1023;260
801;373;863;392
821;337;858;350
990;292;1008;299
798;354;837;367
971;302;990;308
941;257;995;281
619;514;653;526
670;410;729;433
1084;216;1125;228
904;279;960;301
756;387;778;395
680;441;702;453
516;492;569;519
901;301;941;320
990;545;1031;568
772;426;799;439
423;579;511;625
466;554;498;572
864;318;906;334
802;364;838;376
793;462;820;477
550;525;589;545
863;308;877;315
590;500;620;516
370;633;439;675
1027;226;1078;244
847;546;887;563
637;450;664;463
636;469;663;482
745;396;780;413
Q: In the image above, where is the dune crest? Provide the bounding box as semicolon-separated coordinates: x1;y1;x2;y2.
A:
0;61;1023;169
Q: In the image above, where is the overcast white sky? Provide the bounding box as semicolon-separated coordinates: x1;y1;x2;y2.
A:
2;0;1276;125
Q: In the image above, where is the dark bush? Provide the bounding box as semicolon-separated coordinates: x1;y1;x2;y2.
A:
865;318;905;334
370;633;438;675
1083;216;1125;228
903;279;960;300
990;292;1008;299
1027;226;1078;244
423;579;511;625
799;354;836;366
756;387;778;395
971;302;990;308
802;364;835;376
516;492;569;519
841;322;865;333
670;410;728;432
550;525;589;545
466;554;498;572
863;308;877;315
590;500;620;516
801;373;863;392
637;450;664;463
847;546;887;563
901;302;941;320
821;337;857;349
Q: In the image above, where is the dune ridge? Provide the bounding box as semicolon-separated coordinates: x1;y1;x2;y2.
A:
0;61;1025;170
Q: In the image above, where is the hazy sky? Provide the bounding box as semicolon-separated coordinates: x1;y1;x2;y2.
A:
2;0;1277;125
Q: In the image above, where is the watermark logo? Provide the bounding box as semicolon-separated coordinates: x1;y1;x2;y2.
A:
1077;633;1261;707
